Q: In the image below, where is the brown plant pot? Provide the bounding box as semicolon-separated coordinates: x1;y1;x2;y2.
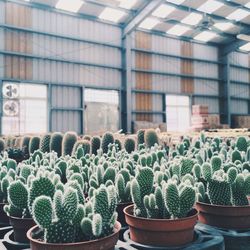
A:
9;216;36;243
27;221;121;250
0;203;9;225
117;202;133;227
124;204;198;247
196;201;250;229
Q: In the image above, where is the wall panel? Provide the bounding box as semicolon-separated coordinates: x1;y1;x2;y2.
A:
193;97;219;114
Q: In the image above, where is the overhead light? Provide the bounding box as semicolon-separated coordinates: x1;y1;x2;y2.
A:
245;2;250;8
166;0;185;4
198;0;224;14
226;9;249;21
99;7;126;22
55;0;84;13
139;17;160;29
119;0;137;9
167;24;191;36
239;42;250;51
194;31;218;42
152;4;175;18
214;22;234;31
181;13;203;26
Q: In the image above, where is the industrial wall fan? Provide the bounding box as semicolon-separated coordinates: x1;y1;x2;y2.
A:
3;83;19;99
3;100;19;116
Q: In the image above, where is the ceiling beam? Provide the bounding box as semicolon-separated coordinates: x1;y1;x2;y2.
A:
122;0;166;37
216;0;250;13
164;1;250;32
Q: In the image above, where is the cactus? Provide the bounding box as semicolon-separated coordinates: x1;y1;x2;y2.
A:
124;137;135;153
0;139;5;153
40;134;51;153
72;140;90;157
211;156;222;172
116;171;131;203
180;158;194;176
29;136;40;155
21;136;31;156
91;136;101;155
62;132;78;156
101;132;114;154
50;132;63;157
144;129;159;148
114;139;122;151
137;129;145;146
236;137;248;152
232;149;242;163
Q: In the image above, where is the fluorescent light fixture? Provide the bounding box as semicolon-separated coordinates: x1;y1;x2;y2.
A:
152;4;175;18
99;7;126;22
56;0;84;13
166;0;185;4
198;0;224;14
119;0;137;9
194;31;218;42
214;22;234;31
239;42;250;51
181;13;203;26
139;17;160;29
167;24;191;36
226;9;249;21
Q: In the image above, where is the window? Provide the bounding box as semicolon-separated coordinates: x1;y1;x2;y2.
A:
166;95;190;132
84;89;119;134
2;83;47;135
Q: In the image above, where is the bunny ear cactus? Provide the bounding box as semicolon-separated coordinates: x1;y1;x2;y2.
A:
137;129;145;146
124;138;136;154
180;158;194;176
211;156;222;172
40;134;51;153
232;149;242;163
144;129;159;148
116;173;131;203
62;132;78;157
236;137;248;152
29;136;41;155
114;139;122;151
101;132;114;154
50;132;63;157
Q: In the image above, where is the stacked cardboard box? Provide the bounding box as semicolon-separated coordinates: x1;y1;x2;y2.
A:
232;116;250;128
207;114;220;128
191;105;209;131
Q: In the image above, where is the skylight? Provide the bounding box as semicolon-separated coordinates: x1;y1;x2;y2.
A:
194;31;218;42
226;9;249;21
55;0;84;13
119;0;137;10
214;22;234;31
239;42;250;52
152;4;175;18
99;7;126;23
166;0;185;4
198;0;224;14
167;24;191;36
181;13;203;26
139;17;160;30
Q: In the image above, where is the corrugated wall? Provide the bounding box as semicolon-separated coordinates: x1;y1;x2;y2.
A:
229;51;250;115
1;1;122;133
131;31;220;125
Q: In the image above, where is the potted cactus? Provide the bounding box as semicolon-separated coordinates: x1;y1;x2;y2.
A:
194;136;250;229
4;171;56;242
27;184;121;250
124;167;197;247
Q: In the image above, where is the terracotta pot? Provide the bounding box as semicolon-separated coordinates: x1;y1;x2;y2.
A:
196;202;250;229
27;221;121;250
124;204;198;247
9;216;36;243
117;202;133;227
0;203;9;225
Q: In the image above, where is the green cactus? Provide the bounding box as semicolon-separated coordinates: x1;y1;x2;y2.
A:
114;139;122;151
72;140;90;157
232;149;242;163
40;134;51;153
21;136;31;156
124;137;136;153
144;129;159;148
29;136;41;155
236;137;248;152
62;132;78;156
116;173;131;203
211;156;222;172
50;132;63;157
181;158;194;176
91;136;101;155
137;129;145;146
0;139;5;152
101;132;114;154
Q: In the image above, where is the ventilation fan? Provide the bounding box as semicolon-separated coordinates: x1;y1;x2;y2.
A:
3;83;19;99
3;100;19;116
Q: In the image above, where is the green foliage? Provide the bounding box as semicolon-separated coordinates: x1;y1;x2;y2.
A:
101;132;114;154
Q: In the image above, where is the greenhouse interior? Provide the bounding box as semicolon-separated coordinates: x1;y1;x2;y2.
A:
0;0;250;249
